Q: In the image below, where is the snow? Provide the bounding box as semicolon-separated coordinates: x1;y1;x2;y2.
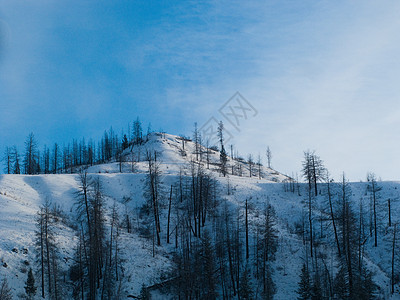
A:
0;132;399;299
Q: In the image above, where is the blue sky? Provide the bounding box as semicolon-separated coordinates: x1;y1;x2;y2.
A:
1;0;400;181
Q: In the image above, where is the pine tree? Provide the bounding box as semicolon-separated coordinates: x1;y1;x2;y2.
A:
239;265;254;300
297;263;311;300
122;134;129;150
263;264;276;300
0;277;13;300
25;268;37;299
220;145;228;176
311;275;322;300
3;146;11;174
201;230;218;299
139;283;150;300
217;121;228;176
12;146;21;174
334;173;378;299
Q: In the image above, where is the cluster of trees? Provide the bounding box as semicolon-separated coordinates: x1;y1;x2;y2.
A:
35;199;64;299
2;118;148;175
170;196;279;299
295;150;396;299
70;172;123;299
133;138;281;299
6;120;398;299
190;121;273;180
21;172;124;299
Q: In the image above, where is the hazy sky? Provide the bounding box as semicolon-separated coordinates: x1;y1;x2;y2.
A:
1;0;400;181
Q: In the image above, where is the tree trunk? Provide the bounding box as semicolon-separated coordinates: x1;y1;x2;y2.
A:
327;180;341;257
246;199;249;260
308;191;313;258
167;185;172;243
392;224;396;295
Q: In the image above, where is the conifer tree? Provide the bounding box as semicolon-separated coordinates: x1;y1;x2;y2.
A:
297;263;311;300
0;277;13;300
217;121;227;176
139;283;150;300
3;146;11;174
122;134;129;150
239;265;254;300
24;268;37;299
12;146;21;174
201;231;218;299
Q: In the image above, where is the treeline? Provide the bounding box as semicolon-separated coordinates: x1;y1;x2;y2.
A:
139;150;280;299
2;118;149;175
294;150;395;299
192;121;273;180
135;126;281;299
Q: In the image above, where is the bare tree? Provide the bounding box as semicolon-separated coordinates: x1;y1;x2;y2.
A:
193;122;200;161
302;150;325;196
325;171;341;257
367;172;382;247
392;223;397;295
144;150;162;246
257;154;262;179
247;154;254;178
3;146;11;174
24;132;39;175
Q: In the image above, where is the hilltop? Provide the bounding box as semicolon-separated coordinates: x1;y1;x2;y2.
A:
0;133;399;299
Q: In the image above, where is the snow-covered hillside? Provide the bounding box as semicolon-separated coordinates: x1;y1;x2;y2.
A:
0;133;399;299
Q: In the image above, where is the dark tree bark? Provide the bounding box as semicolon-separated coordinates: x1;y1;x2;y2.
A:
167;185;172;244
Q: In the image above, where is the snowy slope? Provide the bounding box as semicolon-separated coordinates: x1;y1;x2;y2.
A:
0;133;399;299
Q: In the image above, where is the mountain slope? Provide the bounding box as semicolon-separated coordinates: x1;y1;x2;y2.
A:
0;133;399;299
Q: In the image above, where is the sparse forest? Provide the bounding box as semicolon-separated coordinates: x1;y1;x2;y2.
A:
0;120;400;299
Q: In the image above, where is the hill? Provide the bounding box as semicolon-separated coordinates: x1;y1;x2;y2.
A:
0;133;399;299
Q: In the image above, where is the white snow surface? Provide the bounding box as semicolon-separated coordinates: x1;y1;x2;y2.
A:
0;133;399;299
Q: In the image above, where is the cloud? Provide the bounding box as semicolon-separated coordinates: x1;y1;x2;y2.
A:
1;0;400;180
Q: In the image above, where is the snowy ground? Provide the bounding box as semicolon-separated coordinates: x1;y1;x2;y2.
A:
0;133;399;299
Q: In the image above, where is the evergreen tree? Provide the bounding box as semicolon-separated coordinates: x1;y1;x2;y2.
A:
297;263;311;300
220;145;228;176
3;146;11;174
133;117;143;145
256;203;278;299
333;266;348;299
201;231;218;299
12;146;21;174
122;134;129;150
139;283;150;300
0;277;13;300
263;264;276;300
334;173;378;299
311;275;322;300
217;121;228;176
24;268;37;299
239;265;254;300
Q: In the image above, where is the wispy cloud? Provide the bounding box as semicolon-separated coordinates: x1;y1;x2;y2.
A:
1;0;400;180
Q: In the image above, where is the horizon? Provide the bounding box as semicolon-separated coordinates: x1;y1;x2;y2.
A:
1;1;400;181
